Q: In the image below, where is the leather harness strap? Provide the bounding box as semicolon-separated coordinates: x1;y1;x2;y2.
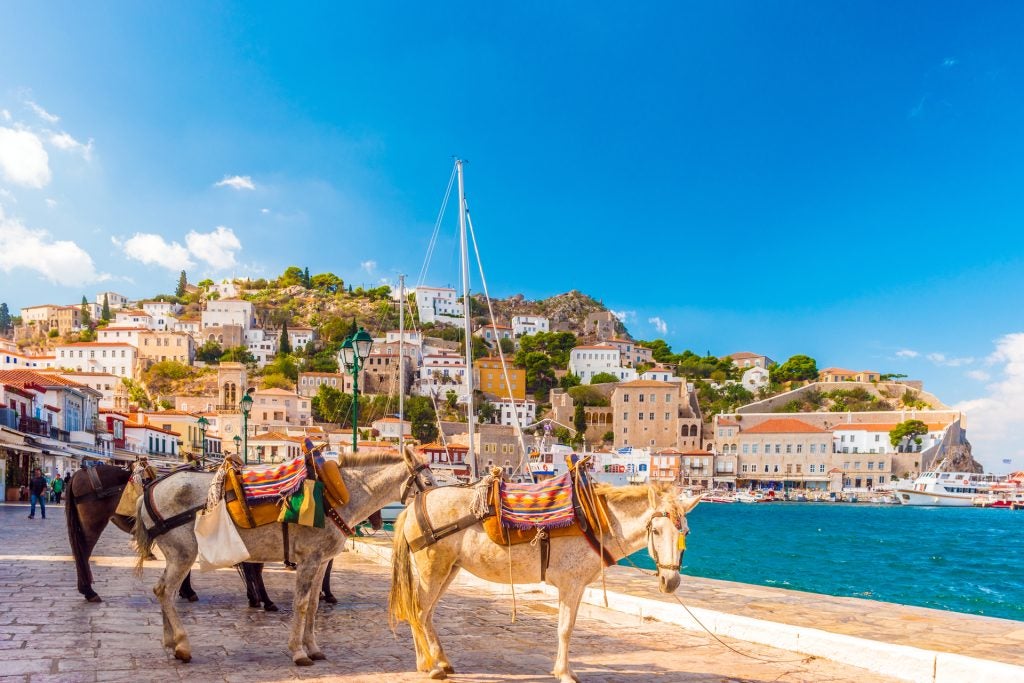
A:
74;467;127;505
141;469;205;538
282;523;296;569
408;488;487;553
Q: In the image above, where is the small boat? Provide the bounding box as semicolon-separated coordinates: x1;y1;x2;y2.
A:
735;490;775;503
702;492;736;504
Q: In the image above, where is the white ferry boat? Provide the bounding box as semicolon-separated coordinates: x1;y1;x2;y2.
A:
896;467;1002;507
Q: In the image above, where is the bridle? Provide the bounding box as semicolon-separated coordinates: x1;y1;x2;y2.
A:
646;510;683;572
401;461;435;504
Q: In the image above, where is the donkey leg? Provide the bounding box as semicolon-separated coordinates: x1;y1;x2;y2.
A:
254;563;279;612
77;513;107;602
288;557;321;666
320;558;337;604
178;570;198;602
303;560;329;660
551;581;586;683
154;548;196;663
414;556;460;678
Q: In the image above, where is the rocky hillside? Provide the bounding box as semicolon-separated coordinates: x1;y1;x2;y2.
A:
472;289;625;339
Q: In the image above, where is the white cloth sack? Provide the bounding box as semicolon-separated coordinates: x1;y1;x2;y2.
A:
194;498;250;571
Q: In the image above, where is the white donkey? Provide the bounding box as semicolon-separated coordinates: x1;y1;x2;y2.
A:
134;446;433;665
389;481;699;682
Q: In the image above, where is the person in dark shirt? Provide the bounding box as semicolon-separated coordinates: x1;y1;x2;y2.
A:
28;468;47;519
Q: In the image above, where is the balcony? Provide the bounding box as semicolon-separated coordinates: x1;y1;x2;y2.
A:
19;416;49;437
0;408;17;430
49;426;70;442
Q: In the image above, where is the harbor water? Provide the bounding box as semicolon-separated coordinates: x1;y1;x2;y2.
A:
627;502;1024;622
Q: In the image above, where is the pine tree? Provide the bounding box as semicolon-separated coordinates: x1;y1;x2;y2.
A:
279;321;292;355
80;296;91;327
101;294;110;321
0;303;10;334
302;267;311;288
176;270;188;297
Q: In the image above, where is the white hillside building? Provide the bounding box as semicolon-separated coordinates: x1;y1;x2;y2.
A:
511;315;549;338
569;344;637;384
55;342;138;378
202;299;255;330
416;351;469;402
415;286;464;325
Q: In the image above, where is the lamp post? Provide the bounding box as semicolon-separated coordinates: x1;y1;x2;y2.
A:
339;326;373;453
196;416;209;468
240;391;253;465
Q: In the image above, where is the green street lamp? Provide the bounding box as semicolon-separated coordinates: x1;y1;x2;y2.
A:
240;390;254;465
233;434;241;459
196;415;210;468
339;326;373;453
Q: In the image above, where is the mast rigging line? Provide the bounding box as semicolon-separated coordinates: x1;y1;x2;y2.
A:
464;205;532;482
416;163;458;290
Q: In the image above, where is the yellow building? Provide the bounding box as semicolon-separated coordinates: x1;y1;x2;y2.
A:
473;357;525;400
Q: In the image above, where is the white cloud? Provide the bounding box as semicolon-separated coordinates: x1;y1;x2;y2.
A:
49;131;93;160
0;109;10;122
0;127;51;188
260;208;270;214
214;175;255;191
26;100;59;124
926;352;975;367
185;226;241;270
895;349;919;358
966;370;991;382
116;233;193;271
45;198;56;208
956;333;1024;471
0;206;101;285
648;316;668;335
361;260;377;274
610;309;635;322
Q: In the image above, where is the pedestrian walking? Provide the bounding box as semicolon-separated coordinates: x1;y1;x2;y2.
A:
51;474;64;505
28;468;47;519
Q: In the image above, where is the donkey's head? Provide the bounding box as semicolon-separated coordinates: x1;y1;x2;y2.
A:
646;484;700;594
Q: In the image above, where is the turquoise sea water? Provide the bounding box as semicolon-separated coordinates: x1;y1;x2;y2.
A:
626;503;1024;622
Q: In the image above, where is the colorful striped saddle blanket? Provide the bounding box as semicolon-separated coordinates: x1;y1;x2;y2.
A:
497;472;575;530
241;457;307;504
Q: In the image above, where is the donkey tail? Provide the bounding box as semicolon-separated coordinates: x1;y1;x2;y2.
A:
387;508;431;664
64;475;94;588
132;495;155;576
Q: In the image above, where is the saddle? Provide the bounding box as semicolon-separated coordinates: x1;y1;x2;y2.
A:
482;472;587;545
224;450;350;529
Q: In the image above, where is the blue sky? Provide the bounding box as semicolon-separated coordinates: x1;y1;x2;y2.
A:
1;3;1022;470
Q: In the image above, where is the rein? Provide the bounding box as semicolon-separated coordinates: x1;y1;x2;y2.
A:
328;457;435;537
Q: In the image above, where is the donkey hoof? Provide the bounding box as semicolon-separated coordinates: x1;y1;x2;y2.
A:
322;593;338;604
443;665;455;674
310;651;327;661
86;594;102;603
294;656;314;667
248;600;260;608
187;593;199;603
173;647;191;663
264;602;279;612
428;666;448;680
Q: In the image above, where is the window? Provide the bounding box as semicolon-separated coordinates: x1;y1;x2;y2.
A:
764;443;770;454
638;412;644;420
775;444;781;454
786;444;792;454
854;461;861;470
623;393;629;402
623;412;628;420
796;464;802;474
751;444;758;454
666;394;672;402
742;444;749;454
649;413;654;420
878;461;885;470
664;412;670;420
764;464;769;473
810;444;816;454
639;394;645;403
649;394;655;403
796;444;803;454
741;464;748;472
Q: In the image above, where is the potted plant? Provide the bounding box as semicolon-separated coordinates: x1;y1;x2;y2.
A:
5;459;24;503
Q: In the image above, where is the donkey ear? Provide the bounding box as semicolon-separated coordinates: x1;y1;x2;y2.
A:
680;495;701;514
648;486;658;508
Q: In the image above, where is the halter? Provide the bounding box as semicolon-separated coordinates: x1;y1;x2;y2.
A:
645;510;682;572
401;462;434;504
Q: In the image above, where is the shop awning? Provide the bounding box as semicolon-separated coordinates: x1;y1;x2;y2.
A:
0;442;44;455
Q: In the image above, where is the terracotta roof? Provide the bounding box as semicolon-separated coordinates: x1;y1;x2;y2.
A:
57;342;137;348
717;419;740;427
682;449;712;455
819;367;856;374
125;422;180;436
722;352;763;360
616;380;673;388
656;448;684;455
254;388;300;396
741;418;828;435
573;344;617;351
832;422;950;433
248;431;305;443
0;370;88;389
418;442;469;451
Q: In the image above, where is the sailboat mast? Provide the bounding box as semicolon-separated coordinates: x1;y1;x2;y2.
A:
398;273;405;456
457;159;476;478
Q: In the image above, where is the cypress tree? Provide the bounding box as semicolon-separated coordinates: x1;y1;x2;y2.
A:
0;303;10;333
101;294;111;321
303;267;311;288
176;270;187;297
80;295;91;327
279;321;292;354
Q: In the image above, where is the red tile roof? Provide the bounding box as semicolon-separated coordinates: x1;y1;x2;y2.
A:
741;418;829;434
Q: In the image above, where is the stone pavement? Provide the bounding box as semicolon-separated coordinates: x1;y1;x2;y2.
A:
0;504;896;682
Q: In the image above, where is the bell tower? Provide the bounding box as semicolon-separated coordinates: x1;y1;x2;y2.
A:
218;362;247;409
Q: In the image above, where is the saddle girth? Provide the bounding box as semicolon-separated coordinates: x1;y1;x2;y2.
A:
142;471;205;538
407;487;486;553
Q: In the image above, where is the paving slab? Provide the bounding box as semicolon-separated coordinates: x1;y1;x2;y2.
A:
0;504;898;682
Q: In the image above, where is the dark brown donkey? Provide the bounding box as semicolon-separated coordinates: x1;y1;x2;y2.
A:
64;464;371;606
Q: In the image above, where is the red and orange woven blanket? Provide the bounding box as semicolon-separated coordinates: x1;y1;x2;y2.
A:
241;457;306;504
498;472;575;530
